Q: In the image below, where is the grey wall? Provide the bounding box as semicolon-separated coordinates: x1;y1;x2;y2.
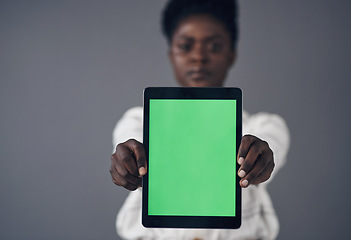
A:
1;0;350;239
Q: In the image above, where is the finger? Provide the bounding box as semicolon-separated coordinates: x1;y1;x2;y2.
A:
238;142;263;179
116;144;139;177
113;176;139;191
237;135;257;164
125;139;147;176
110;165;141;190
251;159;274;185
240;151;270;188
110;154;142;186
114;161;142;186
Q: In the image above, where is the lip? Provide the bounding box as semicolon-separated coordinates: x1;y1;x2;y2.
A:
187;69;211;80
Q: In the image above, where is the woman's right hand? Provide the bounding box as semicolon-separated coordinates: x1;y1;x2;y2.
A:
110;139;147;191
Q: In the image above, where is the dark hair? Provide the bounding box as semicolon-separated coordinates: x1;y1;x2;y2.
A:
161;0;238;49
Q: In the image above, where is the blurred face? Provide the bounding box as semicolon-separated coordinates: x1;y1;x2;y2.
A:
169;14;236;87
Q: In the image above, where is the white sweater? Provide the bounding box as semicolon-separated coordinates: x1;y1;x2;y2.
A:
113;107;290;240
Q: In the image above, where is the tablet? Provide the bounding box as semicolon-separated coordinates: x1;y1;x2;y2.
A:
142;87;242;229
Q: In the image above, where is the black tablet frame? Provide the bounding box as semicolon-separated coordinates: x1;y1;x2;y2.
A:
142;87;242;229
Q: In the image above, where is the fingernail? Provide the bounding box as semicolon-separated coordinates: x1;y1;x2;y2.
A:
238;157;244;165
242;179;249;188
139;167;146;176
238;170;246;178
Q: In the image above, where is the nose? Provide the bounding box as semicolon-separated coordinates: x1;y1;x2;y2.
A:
190;43;209;64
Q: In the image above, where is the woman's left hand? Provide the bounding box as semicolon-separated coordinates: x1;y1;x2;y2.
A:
237;135;274;188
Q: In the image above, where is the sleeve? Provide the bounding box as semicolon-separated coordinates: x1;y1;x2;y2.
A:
112;107;147;239
116;189;149;239
112;106;143;151
244;112;290;184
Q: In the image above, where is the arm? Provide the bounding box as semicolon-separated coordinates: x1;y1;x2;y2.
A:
110;107;148;239
237;112;290;187
111;107;146;190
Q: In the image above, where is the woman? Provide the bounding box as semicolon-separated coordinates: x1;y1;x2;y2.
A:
110;0;289;239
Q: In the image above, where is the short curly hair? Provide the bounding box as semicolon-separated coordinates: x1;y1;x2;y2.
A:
161;0;239;49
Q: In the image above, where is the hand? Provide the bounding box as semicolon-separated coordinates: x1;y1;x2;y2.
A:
110;139;147;191
237;135;274;188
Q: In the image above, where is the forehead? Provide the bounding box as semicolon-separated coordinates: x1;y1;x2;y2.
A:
172;14;231;42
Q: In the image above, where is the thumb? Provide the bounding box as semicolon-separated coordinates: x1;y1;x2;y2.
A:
126;140;147;176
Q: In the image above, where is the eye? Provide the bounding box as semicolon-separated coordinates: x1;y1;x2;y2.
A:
177;42;192;52
209;42;223;53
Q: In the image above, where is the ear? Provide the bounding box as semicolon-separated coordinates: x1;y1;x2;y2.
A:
168;48;174;65
228;50;237;67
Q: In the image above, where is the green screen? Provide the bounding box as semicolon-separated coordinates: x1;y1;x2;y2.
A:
148;99;236;216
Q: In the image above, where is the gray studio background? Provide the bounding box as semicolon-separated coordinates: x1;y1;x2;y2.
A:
1;0;350;239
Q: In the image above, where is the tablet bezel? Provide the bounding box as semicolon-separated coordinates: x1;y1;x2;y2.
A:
142;87;242;229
